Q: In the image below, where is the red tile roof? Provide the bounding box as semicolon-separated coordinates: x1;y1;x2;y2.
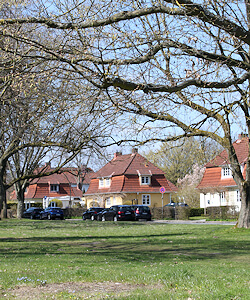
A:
10;165;93;200
85;152;177;195
198;136;248;189
205;137;249;167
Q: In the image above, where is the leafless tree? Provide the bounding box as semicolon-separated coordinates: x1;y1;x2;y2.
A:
1;0;250;227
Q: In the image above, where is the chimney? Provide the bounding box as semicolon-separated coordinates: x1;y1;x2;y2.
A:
114;151;122;159
238;133;248;140
132;148;138;154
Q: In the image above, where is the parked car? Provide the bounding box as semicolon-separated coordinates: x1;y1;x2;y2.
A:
131;205;152;221
22;207;43;219
164;202;189;207
82;207;104;220
96;208;110;221
178;202;189;207
99;205;135;221
40;207;64;220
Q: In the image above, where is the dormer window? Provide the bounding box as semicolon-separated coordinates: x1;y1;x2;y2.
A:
221;167;232;178
50;184;59;192
140;175;151;185
99;179;104;188
99;178;111;188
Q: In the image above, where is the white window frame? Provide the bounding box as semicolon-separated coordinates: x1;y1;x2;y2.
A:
236;190;241;202
220;192;226;203
99;178;104;188
221;167;232;178
140;176;151;185
105;178;111;187
106;197;111;206
142;194;151;205
99;177;111;188
50;184;59;192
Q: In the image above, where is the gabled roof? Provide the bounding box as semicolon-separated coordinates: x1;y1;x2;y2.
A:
85;151;177;195
93;152;165;178
32;165;93;185
197;135;248;189
205;136;248;168
10;164;94;200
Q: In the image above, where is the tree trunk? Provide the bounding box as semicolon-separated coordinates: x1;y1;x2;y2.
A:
2;197;8;218
16;189;25;219
237;186;250;228
0;176;6;220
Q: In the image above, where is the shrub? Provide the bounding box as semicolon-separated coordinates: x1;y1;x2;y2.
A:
189;208;204;217
49;199;63;208
206;206;239;220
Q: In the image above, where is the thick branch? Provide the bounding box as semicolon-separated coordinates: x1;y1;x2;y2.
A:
103;72;250;93
1;2;249;45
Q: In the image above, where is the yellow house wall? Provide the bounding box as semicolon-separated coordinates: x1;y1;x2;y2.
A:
85;192;171;208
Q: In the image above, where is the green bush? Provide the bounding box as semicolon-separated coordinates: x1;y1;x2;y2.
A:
189;208;204;217
49;199;63;208
207;206;239;220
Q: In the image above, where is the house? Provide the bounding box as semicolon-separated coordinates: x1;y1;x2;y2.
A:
10;163;94;209
197;134;248;212
84;149;177;208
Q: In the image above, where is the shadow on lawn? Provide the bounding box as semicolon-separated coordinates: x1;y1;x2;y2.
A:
0;235;249;262
1;220;249;263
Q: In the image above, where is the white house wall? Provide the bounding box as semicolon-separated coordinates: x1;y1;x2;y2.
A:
200;190;241;211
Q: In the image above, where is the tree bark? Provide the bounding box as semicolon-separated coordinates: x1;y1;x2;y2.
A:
238;185;250;228
0;175;6;220
16;187;25;219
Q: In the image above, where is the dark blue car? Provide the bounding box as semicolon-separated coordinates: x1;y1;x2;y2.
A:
40;207;64;220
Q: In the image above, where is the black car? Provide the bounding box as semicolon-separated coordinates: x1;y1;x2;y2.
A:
164;202;188;207
99;205;135;221
40;207;64;220
22;207;43;219
82;207;104;220
96;208;110;221
132;205;152;221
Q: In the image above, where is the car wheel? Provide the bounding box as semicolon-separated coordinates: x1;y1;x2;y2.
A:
30;215;34;219
82;215;86;221
113;216;118;222
48;214;51;220
61;216;64;220
102;215;106;222
91;215;95;221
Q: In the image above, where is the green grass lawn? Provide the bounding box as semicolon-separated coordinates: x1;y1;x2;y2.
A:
0;219;249;299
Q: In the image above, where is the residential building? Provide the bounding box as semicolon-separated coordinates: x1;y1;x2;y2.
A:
197;134;248;212
84;149;177;208
10;163;93;209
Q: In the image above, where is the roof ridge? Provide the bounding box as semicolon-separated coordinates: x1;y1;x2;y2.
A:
122;152;137;174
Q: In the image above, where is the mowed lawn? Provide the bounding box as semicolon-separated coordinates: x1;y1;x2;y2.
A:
0;220;249;299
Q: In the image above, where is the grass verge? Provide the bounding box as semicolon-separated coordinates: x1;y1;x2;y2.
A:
0;219;249;299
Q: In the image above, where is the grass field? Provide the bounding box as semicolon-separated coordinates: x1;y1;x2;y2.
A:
0;219;249;299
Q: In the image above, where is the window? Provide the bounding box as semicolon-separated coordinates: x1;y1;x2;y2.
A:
140;176;151;185
236;190;241;202
50;184;59;192
99;179;104;188
220;192;226;203
105;178;111;187
106;197;111;206
142;194;151;205
221;167;232;178
99;178;111;188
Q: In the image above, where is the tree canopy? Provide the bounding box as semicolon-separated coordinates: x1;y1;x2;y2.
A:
1;0;250;227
